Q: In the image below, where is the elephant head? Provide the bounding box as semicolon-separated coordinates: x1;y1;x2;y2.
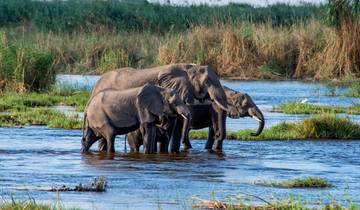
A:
136;84;191;123
158;64;228;111
186;65;228;111
224;86;265;136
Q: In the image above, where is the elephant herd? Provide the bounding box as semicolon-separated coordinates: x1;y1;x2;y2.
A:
81;63;265;154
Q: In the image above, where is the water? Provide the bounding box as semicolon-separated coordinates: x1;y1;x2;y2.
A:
0;75;359;209
1;126;359;209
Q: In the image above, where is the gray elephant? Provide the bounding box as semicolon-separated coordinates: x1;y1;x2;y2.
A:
91;63;228;153
127;124;169;153
184;86;265;150
128;87;265;151
81;84;191;154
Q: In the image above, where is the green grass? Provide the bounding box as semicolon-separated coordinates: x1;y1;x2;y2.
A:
190;115;360;140
0;199;80;210
276;102;360;115
255;177;331;188
194;195;358;210
344;82;360;98
0;91;87;129
0;91;89;112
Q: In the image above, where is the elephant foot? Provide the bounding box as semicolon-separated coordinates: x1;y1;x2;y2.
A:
182;144;192;150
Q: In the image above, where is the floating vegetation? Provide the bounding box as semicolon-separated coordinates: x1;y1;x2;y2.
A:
255;177;332;188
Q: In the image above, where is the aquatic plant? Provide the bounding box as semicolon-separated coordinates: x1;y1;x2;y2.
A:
190;115;360;140
255;177;332;188
0;32;55;91
276;101;360;115
193;195;358;210
0;198;80;210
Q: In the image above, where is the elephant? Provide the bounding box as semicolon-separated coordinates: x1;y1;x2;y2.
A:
91;63;228;153
81;84;191;154
128;87;265;151
127;124;169;153
183;86;265;150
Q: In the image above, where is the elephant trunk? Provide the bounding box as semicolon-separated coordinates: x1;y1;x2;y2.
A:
249;107;265;136
207;85;229;112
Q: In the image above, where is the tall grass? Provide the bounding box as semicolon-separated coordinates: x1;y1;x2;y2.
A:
0;0;323;32
0;1;359;92
0;32;54;91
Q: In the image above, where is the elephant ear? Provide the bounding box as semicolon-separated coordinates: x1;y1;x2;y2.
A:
136;84;165;123
157;68;195;104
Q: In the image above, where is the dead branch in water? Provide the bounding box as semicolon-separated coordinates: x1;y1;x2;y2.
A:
47;176;107;192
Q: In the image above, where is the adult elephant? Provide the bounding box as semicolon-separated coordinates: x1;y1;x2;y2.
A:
180;86;265;150
128;87;265;152
91;63;228;153
81;84;191;154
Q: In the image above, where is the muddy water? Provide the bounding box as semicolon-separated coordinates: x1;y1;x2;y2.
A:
0;75;359;209
1;126;360;209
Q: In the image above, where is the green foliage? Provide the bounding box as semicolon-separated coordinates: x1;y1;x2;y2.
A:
277;101;360;114
344;82;360;97
190;115;360;140
327;0;360;29
0;91;89;112
302;114;360;138
0;32;55;91
0;198;80;210
0;0;324;33
256;177;332;188
0;91;87;129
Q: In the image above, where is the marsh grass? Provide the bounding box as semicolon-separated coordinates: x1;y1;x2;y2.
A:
190;115;360;140
193;196;358;210
277;101;360;115
0;91;89;112
344;82;360;97
0;91;87;129
255;177;331;188
0;199;80;210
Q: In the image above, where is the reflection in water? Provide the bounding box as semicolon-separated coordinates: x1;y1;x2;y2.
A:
0;77;359;209
0;126;360;209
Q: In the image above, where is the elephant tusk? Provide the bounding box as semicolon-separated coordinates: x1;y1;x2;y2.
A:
180;114;189;120
252;116;262;122
214;99;230;112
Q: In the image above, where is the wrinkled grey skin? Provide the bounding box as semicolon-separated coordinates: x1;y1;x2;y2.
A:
128;87;265;152
224;86;265;136
92;63;228;153
127;125;169;153
81;84;191;154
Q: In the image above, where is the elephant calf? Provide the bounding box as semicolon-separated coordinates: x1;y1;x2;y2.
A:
81;84;191;154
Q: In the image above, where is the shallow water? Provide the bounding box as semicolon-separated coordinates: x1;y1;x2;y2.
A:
0;75;359;209
1;126;359;209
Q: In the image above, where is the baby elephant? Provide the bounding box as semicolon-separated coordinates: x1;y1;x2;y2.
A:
81;84;191;154
127;125;169;153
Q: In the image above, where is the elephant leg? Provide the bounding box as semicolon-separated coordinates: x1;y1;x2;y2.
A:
169;116;182;153
181;118;192;149
158;129;169;153
81;128;101;153
97;138;107;152
101;125;116;153
204;127;215;150
128;130;142;153
214;111;226;151
141;122;157;154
